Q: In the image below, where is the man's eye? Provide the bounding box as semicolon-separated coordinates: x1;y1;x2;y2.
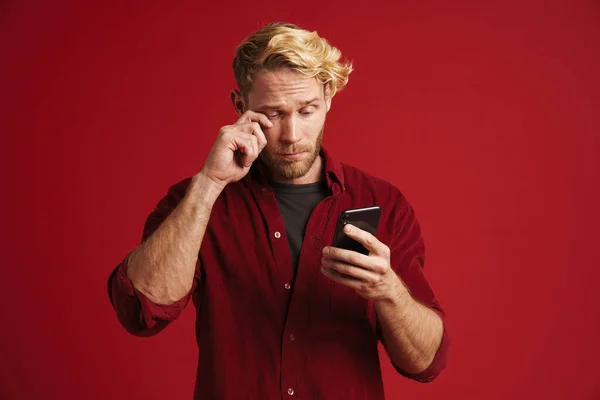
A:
268;112;280;119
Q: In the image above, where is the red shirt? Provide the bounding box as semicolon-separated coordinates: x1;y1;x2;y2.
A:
108;146;449;399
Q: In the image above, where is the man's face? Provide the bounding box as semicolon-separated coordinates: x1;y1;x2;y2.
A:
245;68;331;181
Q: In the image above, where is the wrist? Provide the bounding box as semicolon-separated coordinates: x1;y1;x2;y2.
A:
187;172;224;206
197;168;229;190
375;273;413;308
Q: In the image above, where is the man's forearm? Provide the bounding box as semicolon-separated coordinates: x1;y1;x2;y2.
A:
374;280;444;374
126;172;224;305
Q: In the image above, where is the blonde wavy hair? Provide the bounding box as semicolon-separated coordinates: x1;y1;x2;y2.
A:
233;22;353;99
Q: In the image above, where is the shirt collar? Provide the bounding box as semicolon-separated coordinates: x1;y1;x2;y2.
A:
245;145;345;194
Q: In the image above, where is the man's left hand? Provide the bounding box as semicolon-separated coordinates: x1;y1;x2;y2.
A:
321;223;404;301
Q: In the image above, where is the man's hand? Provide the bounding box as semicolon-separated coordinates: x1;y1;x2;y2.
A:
321;223;445;377
321;224;405;301
200;110;272;189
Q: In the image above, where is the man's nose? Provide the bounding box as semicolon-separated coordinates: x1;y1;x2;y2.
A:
280;115;298;142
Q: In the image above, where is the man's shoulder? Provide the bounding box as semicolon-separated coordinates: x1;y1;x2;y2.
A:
340;162;403;198
339;161;416;221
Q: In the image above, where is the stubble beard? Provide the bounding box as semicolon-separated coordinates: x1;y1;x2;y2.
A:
261;126;324;180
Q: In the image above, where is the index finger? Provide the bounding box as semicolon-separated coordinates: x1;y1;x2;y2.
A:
342;224;381;254
235;110;273;129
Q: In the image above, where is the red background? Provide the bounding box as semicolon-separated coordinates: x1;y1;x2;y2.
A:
1;1;599;399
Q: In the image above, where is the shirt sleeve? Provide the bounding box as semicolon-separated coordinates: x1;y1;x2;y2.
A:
107;178;202;337
371;189;450;383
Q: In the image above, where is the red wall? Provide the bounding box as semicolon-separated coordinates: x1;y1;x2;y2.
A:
2;1;599;399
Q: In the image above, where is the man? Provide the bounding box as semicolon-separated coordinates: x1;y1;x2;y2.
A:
108;22;449;399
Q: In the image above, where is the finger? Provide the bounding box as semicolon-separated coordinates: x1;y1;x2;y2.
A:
244;136;258;167
321;266;363;290
323;243;388;274
235;122;267;151
322;245;386;274
245;122;268;152
228;125;259;164
235;135;256;167
235;110;274;130
250;134;259;162
322;257;380;281
341;224;385;256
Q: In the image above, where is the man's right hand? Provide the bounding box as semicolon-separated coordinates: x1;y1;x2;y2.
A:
200;110;272;189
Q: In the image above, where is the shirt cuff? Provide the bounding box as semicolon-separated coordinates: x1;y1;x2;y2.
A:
108;254;191;336
368;303;450;383
392;314;450;383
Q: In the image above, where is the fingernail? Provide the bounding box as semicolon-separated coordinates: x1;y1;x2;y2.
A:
322;247;329;255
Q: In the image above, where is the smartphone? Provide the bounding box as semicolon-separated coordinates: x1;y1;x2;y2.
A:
331;206;382;255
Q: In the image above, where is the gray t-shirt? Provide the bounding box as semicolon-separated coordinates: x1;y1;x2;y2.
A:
270;179;330;275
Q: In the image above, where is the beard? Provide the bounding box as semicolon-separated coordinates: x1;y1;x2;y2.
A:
260;126;324;181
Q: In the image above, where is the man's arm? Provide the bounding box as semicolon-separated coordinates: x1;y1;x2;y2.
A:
321;192;449;382
124;110;274;305
108;110;271;335
126;172;223;305
373;278;444;374
322;226;448;381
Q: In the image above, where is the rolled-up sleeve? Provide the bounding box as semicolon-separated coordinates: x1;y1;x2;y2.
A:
108;254;198;336
107;178;200;337
397;306;450;383
374;188;450;382
385;254;450;383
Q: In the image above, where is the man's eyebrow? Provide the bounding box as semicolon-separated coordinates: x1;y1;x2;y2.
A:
256;97;320;110
256;104;282;110
300;97;320;106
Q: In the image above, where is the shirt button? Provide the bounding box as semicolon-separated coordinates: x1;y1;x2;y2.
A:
274;231;281;239
287;387;295;396
284;283;291;290
289;333;296;341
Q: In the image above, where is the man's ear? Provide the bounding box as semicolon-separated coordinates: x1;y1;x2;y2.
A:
230;89;245;116
324;85;332;112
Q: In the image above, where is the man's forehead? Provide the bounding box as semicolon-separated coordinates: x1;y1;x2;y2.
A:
248;70;324;107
